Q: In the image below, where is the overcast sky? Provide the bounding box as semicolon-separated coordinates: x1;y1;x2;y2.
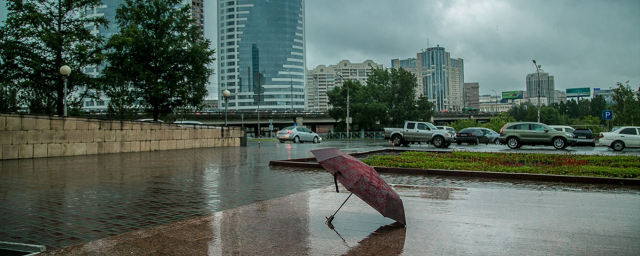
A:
207;0;640;97
2;0;638;98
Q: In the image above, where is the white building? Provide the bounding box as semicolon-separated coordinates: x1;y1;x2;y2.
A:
306;60;382;112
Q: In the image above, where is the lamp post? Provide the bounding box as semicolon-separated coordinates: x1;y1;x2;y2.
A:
336;74;349;139
287;69;293;112
491;89;498;113
222;89;230;126
59;65;71;116
532;60;541;123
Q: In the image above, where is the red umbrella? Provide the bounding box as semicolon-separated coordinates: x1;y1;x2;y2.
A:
311;148;406;226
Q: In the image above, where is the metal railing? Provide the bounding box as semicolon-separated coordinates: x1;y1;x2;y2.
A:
319;131;385;140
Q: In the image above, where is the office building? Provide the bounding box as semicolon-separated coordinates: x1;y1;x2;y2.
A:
306;60;382;112
526;69;555;106
463;83;479;109
218;0;306;111
392;45;465;112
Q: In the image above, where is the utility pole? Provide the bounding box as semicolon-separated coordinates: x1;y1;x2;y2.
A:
288;69;293;111
533;60;541;123
491;89;498;113
337;74;349;140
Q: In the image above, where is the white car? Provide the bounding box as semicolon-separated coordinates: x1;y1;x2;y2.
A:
549;125;575;133
598;126;640;151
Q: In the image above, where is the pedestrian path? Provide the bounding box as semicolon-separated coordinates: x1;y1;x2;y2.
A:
40;184;640;255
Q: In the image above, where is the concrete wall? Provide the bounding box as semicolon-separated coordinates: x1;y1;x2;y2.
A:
0;114;245;160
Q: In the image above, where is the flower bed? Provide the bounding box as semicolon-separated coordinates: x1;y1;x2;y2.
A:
362;151;640;179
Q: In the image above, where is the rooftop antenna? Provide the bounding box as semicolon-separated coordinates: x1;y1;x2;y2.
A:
427;38;429;49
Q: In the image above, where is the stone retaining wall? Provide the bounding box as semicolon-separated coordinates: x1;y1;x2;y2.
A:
0;113;245;160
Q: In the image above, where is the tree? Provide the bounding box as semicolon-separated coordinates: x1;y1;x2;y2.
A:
102;0;215;121
327;79;363;131
589;95;607;122
611;81;640;126
0;0;108;115
328;68;435;131
507;102;536;122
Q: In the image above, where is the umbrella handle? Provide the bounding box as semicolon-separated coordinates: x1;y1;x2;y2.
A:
334;173;339;193
326;192;353;225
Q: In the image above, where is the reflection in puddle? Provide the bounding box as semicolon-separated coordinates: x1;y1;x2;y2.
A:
393;185;467;200
342;222;406;256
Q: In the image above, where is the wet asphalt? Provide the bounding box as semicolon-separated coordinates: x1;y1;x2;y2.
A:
0;139;638;251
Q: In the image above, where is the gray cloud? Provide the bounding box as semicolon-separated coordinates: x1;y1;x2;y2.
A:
305;0;640;94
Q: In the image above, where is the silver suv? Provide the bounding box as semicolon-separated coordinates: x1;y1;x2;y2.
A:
499;122;577;149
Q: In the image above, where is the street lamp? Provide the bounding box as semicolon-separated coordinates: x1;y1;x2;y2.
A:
336;74;349;139
59;65;71;117
222;89;231;126
286;69;293;112
532;60;541;123
491;89;498;113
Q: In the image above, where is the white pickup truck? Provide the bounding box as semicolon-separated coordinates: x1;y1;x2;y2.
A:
384;121;456;148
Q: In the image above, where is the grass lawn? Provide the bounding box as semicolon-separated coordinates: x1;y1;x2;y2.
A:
362;151;640;179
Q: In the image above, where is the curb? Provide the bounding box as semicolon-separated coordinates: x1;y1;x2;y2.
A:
268;149;640;186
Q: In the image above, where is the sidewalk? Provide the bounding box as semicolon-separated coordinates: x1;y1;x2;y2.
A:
40;184;640;255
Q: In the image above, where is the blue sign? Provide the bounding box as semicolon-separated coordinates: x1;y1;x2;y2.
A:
293;122;297;127
603;110;613;120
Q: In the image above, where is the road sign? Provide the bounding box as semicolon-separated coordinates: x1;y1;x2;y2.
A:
269;124;273;130
269;119;273;124
293;122;297;127
603;110;613;120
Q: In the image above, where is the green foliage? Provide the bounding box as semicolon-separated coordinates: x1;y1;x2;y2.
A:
611;81;640;126
328;67;435;131
102;0;215;121
483;113;516;132
450;119;479;132
362;151;640;179
449;113;515;133
590;95;607;121
0;0;108;115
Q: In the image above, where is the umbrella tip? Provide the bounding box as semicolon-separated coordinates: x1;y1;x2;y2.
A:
325;215;335;226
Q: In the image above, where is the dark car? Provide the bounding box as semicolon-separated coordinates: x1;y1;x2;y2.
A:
572;129;596;147
456;128;490;145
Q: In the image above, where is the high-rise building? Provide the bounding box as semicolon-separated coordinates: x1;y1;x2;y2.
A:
391;46;464;112
526;69;555;106
464;83;479;109
218;0;306;111
190;0;204;33
306;60;382;112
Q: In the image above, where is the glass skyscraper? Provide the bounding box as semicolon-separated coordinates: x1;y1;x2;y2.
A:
218;0;306;111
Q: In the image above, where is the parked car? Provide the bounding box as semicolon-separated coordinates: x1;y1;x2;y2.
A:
456;128;489;145
499;122;577;149
276;126;322;143
384;121;455;148
173;121;203;125
598;126;640;151
572;128;596;147
436;126;457;134
135;118;164;123
467;127;501;145
549;125;575;133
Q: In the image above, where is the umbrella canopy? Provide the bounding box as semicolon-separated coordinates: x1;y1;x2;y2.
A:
312;148;406;226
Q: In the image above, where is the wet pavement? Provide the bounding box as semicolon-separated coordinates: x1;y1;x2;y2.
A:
40;184;640;255
1;140;639;253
